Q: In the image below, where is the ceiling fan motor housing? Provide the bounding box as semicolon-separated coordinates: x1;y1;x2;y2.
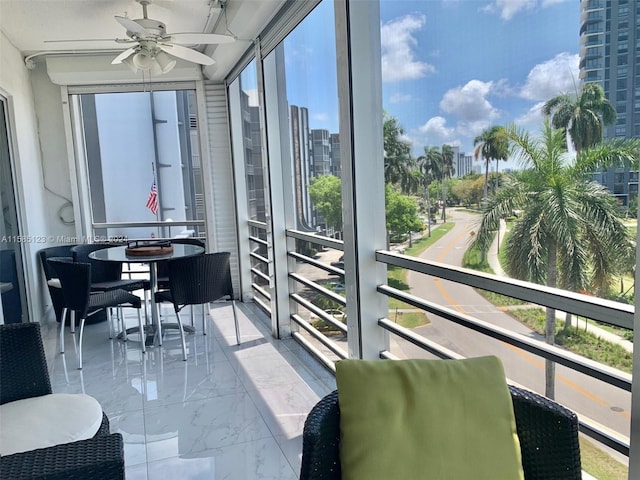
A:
129;18;166;39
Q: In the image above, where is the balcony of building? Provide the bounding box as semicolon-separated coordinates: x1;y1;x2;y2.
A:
1;1;639;479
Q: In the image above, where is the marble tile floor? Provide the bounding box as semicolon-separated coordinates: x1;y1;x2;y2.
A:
38;302;337;480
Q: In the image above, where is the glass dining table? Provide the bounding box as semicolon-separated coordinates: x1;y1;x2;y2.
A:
89;243;204;346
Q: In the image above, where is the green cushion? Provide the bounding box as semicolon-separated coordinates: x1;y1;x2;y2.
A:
336;356;524;480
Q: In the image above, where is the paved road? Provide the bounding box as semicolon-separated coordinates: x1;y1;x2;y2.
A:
400;209;632;440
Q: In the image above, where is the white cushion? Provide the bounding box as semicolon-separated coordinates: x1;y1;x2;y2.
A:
0;393;103;456
47;278;61;289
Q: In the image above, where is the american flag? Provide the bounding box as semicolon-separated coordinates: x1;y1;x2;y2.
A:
146;181;158;215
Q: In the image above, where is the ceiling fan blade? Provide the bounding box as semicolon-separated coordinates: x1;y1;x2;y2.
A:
111;48;137;65
115;16;146;35
166;33;235;45
45;38;118;44
158;44;215;66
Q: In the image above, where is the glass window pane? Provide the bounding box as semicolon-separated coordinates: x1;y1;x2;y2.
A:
74;90;205;240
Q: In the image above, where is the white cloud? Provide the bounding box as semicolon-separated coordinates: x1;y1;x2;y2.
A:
514;101;546;126
419;116;455;138
411;117;461;149
381;14;435;82
520;53;579;101
483;0;571;20
440;80;500;123
312;113;329;122
389;92;413;103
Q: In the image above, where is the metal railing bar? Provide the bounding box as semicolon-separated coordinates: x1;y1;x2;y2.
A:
291;331;337;374
578;419;629;456
250;267;270;284
289;273;346;306
380;350;400;360
249;235;268;247
290;294;348;333
376;250;634;330
286;229;344;250
253;296;271;316
291;314;348;359
248;220;268;229
378;318;464;360
93;220;204;228
288;251;344;276
378;284;632;391
250;251;270;265
251;284;271;301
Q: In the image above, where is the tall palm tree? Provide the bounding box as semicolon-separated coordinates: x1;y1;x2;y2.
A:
417;146;440;236
470;121;640;399
542;83;616;153
441;144;455;222
383;113;414;192
473;126;509;202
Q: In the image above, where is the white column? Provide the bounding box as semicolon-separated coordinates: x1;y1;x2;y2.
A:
334;0;388;359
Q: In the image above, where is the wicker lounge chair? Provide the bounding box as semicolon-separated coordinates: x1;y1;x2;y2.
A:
300;386;582;480
0;323;125;480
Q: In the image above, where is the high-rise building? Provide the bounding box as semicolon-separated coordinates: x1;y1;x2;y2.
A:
580;0;639;206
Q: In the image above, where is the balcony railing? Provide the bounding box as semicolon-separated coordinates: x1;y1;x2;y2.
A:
281;228;634;458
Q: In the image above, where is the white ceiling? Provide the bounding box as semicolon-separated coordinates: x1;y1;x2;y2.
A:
0;0;285;81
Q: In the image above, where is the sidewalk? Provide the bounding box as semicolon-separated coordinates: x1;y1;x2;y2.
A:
488;219;633;353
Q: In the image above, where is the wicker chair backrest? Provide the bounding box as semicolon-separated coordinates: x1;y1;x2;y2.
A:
0;323;52;405
166;252;233;307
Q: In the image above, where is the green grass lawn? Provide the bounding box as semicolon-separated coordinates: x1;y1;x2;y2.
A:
580;437;628;480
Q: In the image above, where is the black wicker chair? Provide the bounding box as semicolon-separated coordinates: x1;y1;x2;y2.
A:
37;245;76;324
300;386;582;480
47;258;144;369
155;252;239;361
0;323;124;480
155;237;206;290
71;243;145;293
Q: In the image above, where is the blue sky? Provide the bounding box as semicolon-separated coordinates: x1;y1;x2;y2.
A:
379;0;580;168
282;0;580;171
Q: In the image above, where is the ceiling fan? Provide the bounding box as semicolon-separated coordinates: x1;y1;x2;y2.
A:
49;0;235;74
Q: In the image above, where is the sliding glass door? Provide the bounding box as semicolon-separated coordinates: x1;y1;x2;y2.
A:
0;98;28;324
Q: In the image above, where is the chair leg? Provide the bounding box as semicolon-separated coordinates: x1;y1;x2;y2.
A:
78;317;86;370
60;307;69;353
232;300;240;345
70;311;75;333
120;307;127;342
108;308;114;339
137;308;145;354
174;311;188;361
202;304;206;335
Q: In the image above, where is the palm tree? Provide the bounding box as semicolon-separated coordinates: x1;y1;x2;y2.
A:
542;83;616;153
473;126;509;202
470;121;640;399
441;144;455;222
383;113;414;192
417;146;440;236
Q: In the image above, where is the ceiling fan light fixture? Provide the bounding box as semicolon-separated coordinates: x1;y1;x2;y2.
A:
155;51;177;73
132;49;154;70
121;56;139;73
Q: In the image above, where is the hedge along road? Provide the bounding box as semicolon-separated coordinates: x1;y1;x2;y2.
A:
402;208;631;441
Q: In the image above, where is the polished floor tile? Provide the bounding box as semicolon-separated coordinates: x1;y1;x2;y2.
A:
40;302;333;479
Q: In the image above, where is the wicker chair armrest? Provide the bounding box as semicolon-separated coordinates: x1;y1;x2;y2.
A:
0;433;125;480
300;390;341;480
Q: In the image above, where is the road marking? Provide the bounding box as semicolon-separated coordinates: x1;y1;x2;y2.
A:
427;221;629;419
